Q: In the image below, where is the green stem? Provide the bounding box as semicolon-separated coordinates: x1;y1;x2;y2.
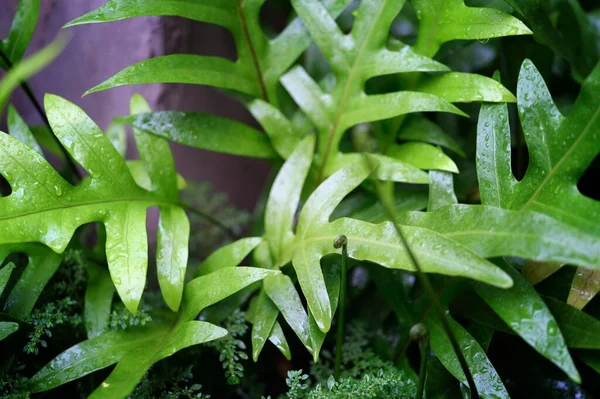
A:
410;323;430;399
365;156;479;399
333;234;348;380
0;48;82;183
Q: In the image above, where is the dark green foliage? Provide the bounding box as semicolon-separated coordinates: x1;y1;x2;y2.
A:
24;298;81;355
208;309;250;385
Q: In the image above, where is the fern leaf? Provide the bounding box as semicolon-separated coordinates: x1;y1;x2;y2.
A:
0;94;189;314
0;0;40;68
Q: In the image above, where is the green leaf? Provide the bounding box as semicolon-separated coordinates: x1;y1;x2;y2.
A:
397;205;600;269
427;312;510;398
2;245;62;319
477;60;600;238
88;321;226;399
27;324;170;392
130;94;189;311
85;263;114;339
417;72;517;103
0;261;15;296
326;153;430;183
264;135;315;265
286;0;463;179
116;111;277;159
195;237;262;277
1;0;40;65
398;115;465;157
0;94;190;314
267;321;291;360
412;0;532;57
30;266;276;395
67;0;352;101
180;267;280;322
263;274;315;356
428;171;457;211
248;289;280;361
544;296;600;350
0;321;18;341
7;105;43;155
387;142;459;173
0;35;66;113
474;260;580;382
105;122;127;158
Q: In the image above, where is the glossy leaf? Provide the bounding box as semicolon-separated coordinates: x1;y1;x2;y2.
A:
412;0;531;57
195;237;262;277
116;111;276;159
0;95;190;314
417;72;516;103
473;260;579;382
427;312;510;398
67;0;352;101
477;60;600;238
1;0;40;66
428;170;458;211
397;205;600;269
0;321;19;341
85;263;114;339
29;266;277;395
387;142;459;173
248;289;281;361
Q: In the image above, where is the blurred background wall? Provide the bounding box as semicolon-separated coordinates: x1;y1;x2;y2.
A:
1;0;271;210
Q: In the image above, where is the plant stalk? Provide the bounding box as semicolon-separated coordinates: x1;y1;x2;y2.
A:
365;156;479;399
411;323;430;399
333;235;348;380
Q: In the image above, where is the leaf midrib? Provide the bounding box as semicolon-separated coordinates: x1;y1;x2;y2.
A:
317;0;387;181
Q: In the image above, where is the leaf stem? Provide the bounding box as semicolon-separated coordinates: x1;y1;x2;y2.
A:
410;323;430;399
365;156;479;399
0;48;82;182
333;235;348;380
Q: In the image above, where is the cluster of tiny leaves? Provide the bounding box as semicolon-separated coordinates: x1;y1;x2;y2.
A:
132;365;210;399
24;298;81;355
208;309;249;385
109;301;153;330
51;249;86;297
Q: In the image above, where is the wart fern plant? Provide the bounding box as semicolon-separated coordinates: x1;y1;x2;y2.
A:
1;0;599;398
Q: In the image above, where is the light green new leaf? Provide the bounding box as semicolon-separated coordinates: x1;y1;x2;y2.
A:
325;153;430;183
0;262;15;296
8;105;43;155
0;321;19;341
0;35;66;113
427;312;510;398
116;111;276;159
477;60;600;238
1;0;40;67
195;237;262;277
67;0;352;102
247;289;281;361
412;0;532;58
85;263;114;339
0;95;190;314
474;260;579;382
